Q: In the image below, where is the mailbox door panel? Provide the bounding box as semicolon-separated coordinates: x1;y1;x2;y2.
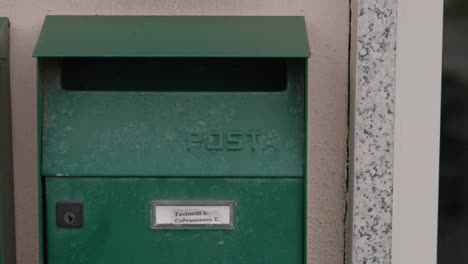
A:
45;178;304;264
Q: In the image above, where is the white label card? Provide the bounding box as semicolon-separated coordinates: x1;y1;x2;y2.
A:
151;201;235;229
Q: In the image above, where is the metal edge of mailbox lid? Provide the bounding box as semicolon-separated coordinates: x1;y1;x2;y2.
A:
0;17;16;264
34;16;310;264
33;16;310;58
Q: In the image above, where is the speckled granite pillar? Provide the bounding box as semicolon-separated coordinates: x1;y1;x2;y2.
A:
347;0;397;263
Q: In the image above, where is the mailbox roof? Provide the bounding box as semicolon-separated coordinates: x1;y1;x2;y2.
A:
0;18;9;59
33;16;310;58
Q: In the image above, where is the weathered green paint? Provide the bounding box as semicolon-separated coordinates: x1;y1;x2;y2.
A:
40;58;305;177
45;178;304;264
36;16;309;264
0;17;16;264
37;61;45;264
34;16;310;58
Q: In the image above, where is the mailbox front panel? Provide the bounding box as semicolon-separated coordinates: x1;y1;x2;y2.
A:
40;58;305;177
45;178;304;264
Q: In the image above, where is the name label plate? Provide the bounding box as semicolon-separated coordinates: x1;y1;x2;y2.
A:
151;201;235;229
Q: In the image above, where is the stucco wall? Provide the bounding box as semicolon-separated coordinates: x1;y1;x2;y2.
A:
0;1;349;263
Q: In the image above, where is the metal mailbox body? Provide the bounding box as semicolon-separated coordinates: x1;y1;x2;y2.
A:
0;17;16;264
34;16;310;264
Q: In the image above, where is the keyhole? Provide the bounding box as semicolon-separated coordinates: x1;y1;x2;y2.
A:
64;212;76;224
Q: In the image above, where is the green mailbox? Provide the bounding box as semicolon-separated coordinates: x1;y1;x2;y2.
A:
0;17;16;264
34;16;309;264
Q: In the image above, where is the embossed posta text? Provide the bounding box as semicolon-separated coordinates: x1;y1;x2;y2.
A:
186;130;278;151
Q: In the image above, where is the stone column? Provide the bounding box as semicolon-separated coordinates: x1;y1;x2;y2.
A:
348;0;397;263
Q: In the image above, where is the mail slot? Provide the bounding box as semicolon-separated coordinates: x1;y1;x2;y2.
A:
0;17;16;264
35;15;309;264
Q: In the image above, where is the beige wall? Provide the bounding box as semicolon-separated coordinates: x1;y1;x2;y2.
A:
0;1;349;263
